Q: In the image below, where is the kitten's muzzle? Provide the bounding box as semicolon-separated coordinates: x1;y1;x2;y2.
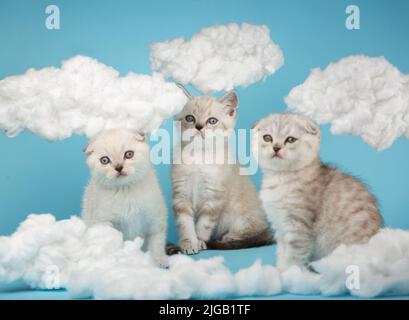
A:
272;145;283;159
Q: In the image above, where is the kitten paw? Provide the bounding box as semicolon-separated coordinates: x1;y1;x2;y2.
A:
276;259;291;272
180;239;206;255
154;255;169;269
198;239;207;250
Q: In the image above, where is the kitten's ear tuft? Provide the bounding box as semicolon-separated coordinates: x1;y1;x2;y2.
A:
134;130;146;142
252;119;261;131
219;91;238;108
219;91;238;116
300;116;320;135
83;143;93;157
176;83;193;100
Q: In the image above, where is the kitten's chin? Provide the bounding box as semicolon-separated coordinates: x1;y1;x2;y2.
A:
262;157;319;173
261;161;290;173
95;173;139;188
260;155;297;172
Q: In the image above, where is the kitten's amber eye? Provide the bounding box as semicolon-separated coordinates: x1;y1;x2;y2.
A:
185;115;195;123
124;150;134;159
263;134;273;143
207;117;218;125
285;136;297;144
100;156;110;165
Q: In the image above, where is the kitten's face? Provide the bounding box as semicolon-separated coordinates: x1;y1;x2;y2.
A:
175;91;238;139
254;114;320;172
84;128;149;186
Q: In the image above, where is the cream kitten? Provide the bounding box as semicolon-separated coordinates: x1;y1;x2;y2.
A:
171;85;273;255
254;113;383;270
81;128;168;267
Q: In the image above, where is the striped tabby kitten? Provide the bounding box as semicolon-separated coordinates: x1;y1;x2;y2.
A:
254;113;382;270
172;85;273;255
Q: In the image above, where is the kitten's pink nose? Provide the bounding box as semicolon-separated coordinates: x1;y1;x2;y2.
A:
195;124;203;131
115;164;123;172
273;146;281;153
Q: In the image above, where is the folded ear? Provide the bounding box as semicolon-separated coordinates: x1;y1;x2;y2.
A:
252;119;261;131
176;83;193;100
298;115;320;135
219;91;238;116
134;130;146;142
83;143;93;157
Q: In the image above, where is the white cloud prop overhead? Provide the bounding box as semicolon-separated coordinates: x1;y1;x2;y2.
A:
150;23;284;94
0;214;408;299
285;55;409;150
0;55;188;140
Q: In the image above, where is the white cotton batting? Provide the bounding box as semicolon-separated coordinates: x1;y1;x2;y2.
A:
0;214;281;299
285;55;409;150
150;23;284;94
0;55;188;140
0;214;408;299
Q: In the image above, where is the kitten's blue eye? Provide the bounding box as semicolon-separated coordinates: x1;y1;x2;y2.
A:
100;156;110;165
285;136;297;144
207;117;218;125
185;115;195;123
263;135;273;143
124;150;134;159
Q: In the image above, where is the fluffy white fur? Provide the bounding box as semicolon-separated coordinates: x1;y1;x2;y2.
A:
0;55;187;140
285;55;409;150
82;128;168;267
150;23;284;94
0;214;408;298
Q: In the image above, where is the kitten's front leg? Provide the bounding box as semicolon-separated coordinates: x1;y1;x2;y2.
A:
196;203;222;243
147;224;169;268
276;222;313;271
276;239;292;271
174;200;204;255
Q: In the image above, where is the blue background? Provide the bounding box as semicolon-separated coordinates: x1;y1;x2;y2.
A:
0;0;409;300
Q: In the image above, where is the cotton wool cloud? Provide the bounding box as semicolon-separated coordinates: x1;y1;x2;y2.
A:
0;214;281;299
285;55;409;150
0;56;188;140
150;23;284;94
0;214;408;299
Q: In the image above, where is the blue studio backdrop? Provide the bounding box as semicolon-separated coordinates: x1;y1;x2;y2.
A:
1;0;408;247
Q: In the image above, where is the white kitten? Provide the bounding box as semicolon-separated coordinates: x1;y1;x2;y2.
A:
81;128;168;267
